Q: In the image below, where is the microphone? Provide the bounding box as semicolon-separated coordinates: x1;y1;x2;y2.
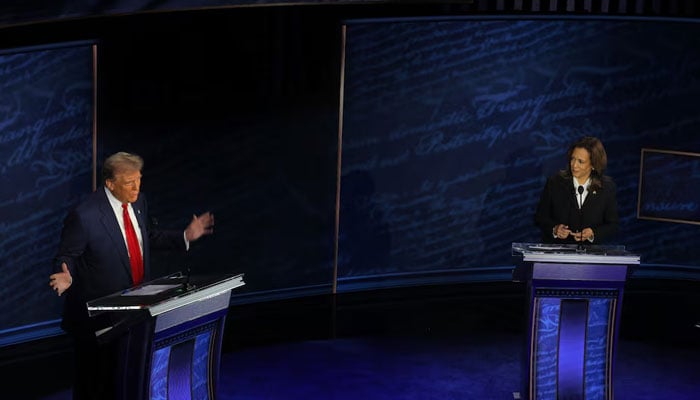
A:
184;265;195;291
577;185;584;207
577;185;584;249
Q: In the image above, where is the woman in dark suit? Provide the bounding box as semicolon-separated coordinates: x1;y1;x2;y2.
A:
535;136;619;244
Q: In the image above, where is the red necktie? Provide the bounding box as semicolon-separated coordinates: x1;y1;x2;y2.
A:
122;203;144;285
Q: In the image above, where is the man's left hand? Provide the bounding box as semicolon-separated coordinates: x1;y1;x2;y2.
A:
185;212;215;242
49;263;72;296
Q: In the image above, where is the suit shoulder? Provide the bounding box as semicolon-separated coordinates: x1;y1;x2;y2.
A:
72;189;106;214
547;173;569;187
601;175;617;189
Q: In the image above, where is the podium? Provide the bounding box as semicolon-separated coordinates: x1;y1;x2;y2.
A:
512;243;639;400
87;273;245;400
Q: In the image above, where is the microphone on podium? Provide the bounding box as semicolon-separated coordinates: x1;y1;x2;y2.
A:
184;265;195;291
577;185;585;249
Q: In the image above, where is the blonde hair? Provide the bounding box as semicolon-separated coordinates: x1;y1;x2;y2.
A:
102;152;143;182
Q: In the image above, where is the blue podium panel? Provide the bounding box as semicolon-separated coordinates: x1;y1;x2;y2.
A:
150;313;225;400
513;244;639;400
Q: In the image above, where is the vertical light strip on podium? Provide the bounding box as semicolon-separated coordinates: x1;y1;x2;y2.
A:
586;297;615;399
557;299;588;399
533;297;560;399
151;346;170;399
192;331;213;399
168;341;194;400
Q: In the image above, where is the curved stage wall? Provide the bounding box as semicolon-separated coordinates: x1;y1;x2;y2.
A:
1;11;700;345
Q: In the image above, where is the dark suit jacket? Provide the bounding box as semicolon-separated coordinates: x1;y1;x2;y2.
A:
534;174;619;244
54;187;185;334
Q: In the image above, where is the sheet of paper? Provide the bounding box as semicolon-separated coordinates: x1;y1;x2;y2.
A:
121;284;181;296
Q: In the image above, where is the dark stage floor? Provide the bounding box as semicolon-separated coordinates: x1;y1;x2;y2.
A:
4;279;699;399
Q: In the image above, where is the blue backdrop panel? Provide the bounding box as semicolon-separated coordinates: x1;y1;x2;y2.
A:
0;42;94;338
638;149;700;224
339;18;700;289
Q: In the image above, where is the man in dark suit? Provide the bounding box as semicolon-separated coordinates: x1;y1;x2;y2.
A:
535;136;619;244
48;151;214;400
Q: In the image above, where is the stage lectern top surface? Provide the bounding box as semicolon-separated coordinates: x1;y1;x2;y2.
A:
512;242;640;265
86;272;245;317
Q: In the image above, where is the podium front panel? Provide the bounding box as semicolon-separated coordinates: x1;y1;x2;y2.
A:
150;311;226;400
513;243;639;400
531;288;620;400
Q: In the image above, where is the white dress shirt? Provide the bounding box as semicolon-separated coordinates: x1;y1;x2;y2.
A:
573;177;591;209
104;186;144;255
